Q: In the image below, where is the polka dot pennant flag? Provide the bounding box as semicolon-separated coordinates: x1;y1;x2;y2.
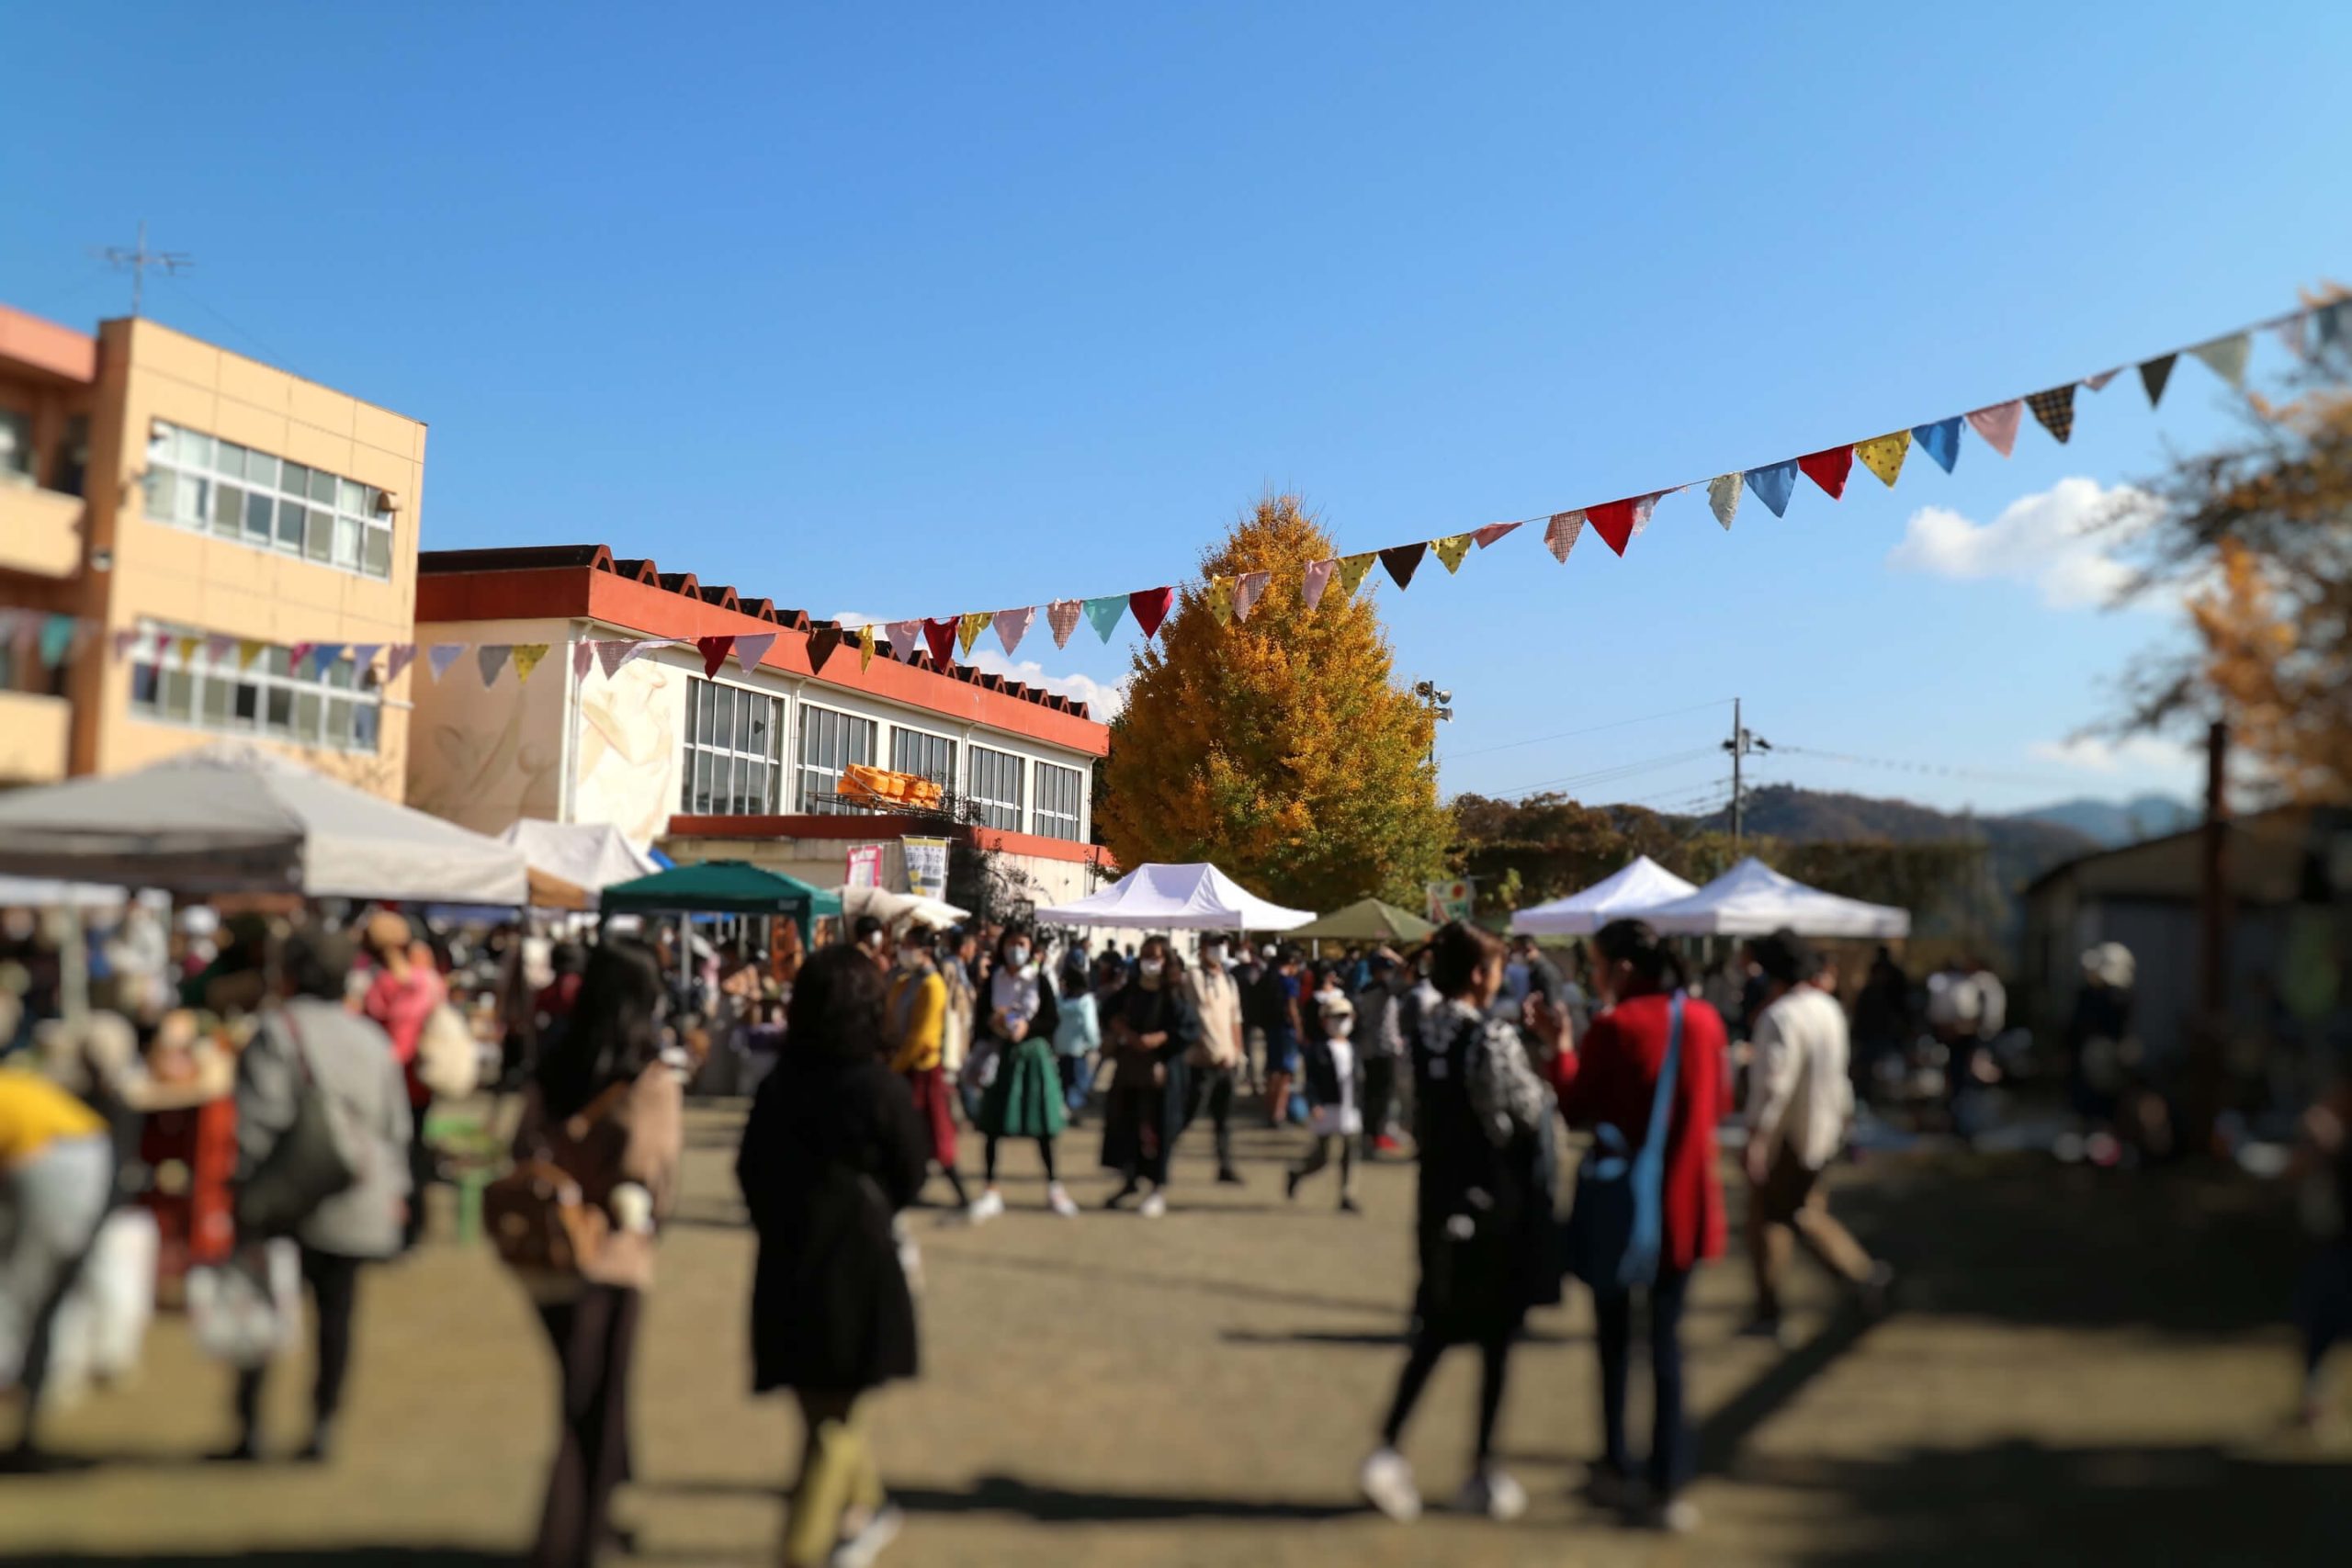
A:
1431;534;1473;574
1336;553;1376;599
1854;430;1911;488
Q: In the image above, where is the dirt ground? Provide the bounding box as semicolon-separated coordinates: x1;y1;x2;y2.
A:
3;1100;2346;1566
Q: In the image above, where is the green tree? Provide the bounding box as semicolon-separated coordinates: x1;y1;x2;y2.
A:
1096;495;1453;910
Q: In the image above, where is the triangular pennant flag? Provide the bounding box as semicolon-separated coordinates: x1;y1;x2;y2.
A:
346;643;382;675
857;626;876;672
1471;522;1522;549
1082;596;1125;642
956;612;989;658
477;645;512;686
511;644;550;684
2275;314;2309;360
1336;554;1375;599
309;642;347;676
2138;354;2177;408
1585;499;1646;557
887;619;923;663
40;615;79;669
1629;493;1660;540
1745;462;1799;517
239;637;270;672
618;637;680;671
1206;578;1234;627
992;607;1034;656
427;644;466;682
1544;511;1585;561
1432;534;1473;574
171;634;199;666
1797;446;1854;500
150;631;171;660
1128;587;1174;640
2026;385;2076;445
289;640;316;674
1046;601;1082;649
1855;431;1912;488
1302;559;1336;611
2083;367;2120;391
696;636;736;678
921;618;957;666
1707;475;1741;529
1231;571;1270;622
733;632;777;674
1965;400;2022;457
2316;301;2349;347
1913;418;1962;474
385;644;416;683
572;641;596;681
110;629;140;660
2190;333;2250;389
594;640;632;679
1378;543;1426;590
808;626;845;674
203;634;236;666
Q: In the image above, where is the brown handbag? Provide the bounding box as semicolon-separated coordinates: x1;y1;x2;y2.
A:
484;1080;633;1275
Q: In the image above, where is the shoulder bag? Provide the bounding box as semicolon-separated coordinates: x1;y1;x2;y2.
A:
484;1078;634;1276
234;1009;363;1240
1562;991;1683;1292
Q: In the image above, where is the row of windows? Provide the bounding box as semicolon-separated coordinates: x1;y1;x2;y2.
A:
0;408;89;496
143;422;397;581
129;623;385;754
675;678;1087;839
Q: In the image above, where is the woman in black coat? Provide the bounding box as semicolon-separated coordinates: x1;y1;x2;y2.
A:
1097;934;1202;1216
736;943;928;1568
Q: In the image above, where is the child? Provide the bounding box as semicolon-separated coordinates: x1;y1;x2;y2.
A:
1286;993;1363;1213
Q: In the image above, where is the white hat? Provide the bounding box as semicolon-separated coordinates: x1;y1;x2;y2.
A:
2080;942;2135;989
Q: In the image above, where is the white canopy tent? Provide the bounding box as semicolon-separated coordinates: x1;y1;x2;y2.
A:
832;884;969;933
1640;856;1911;939
1510;855;1700;935
499;819;662;893
1035;862;1314;931
0;742;529;906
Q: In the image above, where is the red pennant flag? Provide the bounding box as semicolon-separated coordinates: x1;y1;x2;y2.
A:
1378;543;1427;589
922;617;957;668
808;626;844;674
1128;587;1174;640
1585;498;1646;557
1797;446;1854;500
697;636;735;678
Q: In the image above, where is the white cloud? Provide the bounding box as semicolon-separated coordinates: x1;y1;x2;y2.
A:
1886;478;2157;610
2027;734;2200;775
831;609;1127;718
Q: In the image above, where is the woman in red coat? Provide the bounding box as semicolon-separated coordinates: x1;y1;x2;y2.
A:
1544;919;1728;1532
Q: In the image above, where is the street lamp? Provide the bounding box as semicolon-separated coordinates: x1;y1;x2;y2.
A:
1412;680;1453;767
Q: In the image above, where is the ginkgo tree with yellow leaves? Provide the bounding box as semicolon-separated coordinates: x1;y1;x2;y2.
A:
1095;494;1453;911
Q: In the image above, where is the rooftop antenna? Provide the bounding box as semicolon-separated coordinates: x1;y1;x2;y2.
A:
98;220;192;317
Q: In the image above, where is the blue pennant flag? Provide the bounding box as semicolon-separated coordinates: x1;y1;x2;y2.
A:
307;642;347;677
1744;460;1799;518
1912;417;1962;475
1081;595;1126;643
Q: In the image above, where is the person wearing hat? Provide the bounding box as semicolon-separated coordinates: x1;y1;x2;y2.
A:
1285;992;1363;1213
358;910;447;1252
2066;942;2136;1138
1742;928;1888;1343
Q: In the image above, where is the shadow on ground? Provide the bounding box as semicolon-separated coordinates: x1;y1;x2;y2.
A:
5;1551;513;1566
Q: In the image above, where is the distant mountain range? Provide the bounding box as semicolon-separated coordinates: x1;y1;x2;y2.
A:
1688;784;2101;891
2009;794;2199;848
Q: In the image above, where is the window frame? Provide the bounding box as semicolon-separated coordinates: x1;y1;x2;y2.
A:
888;725;957;791
967;744;1026;832
794;701;878;814
141;421;396;581
679;675;786;816
1034;760;1083;841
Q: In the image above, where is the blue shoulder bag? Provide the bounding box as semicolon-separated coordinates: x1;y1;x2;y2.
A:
1562;991;1683;1292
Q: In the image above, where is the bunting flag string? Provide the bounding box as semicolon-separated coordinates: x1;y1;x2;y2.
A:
733;632;778;674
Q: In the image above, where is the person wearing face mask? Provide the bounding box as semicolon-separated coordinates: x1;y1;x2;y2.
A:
887;929;970;1211
1182;934;1246;1186
967;928;1073;1223
1285;993;1363;1213
1354;952;1408;1159
1099;937;1202;1218
1051;949;1102;1125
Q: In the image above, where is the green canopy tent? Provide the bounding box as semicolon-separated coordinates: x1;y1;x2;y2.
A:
598;859;842;942
1283;896;1436;948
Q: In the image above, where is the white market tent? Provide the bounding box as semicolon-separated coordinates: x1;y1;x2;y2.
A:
1510;855;1700;935
1035;862;1315;931
0;875;130;911
0;742;529;906
1641;856;1911;939
500;819;662;893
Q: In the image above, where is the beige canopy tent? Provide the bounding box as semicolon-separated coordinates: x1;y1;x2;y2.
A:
1283;897;1435;945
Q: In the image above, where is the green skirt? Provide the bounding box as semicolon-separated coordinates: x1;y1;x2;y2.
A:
977;1037;1067;1140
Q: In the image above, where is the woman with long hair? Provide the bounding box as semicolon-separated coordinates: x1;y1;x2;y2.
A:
885;928;969;1209
1538;917;1728;1533
514;939;683;1568
1360;920;1555;1525
737;944;927;1568
1098;935;1201;1217
967;927;1075;1222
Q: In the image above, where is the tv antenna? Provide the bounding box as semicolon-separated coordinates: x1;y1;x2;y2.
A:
98;221;192;317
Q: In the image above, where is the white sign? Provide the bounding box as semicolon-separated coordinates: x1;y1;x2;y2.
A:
902;836;950;901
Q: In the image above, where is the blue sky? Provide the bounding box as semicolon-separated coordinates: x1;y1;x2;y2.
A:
7;4;2346;818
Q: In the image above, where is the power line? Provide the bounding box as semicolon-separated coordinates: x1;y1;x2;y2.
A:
1490;746;1722;799
1769;743;2086;790
1439;696;1735;762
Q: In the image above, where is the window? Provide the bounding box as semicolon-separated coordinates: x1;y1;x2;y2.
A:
0;407;31;483
127;623;382;753
680;676;786;815
795;704;877;813
141;421;395;580
889;727;956;789
1035;761;1083;841
967;745;1025;831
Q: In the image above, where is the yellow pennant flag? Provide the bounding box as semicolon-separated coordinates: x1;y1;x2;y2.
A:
1335;554;1375;599
511;643;551;684
857;626;876;671
236;638;267;671
1207;577;1234;626
172;635;200;665
1855;430;1911;488
1432;534;1473;574
956;612;989;658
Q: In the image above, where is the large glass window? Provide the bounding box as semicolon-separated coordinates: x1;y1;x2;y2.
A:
141;421;395;580
1034;761;1083;841
0;408;32;483
888;727;956;789
680;676;786;815
796;704;877;813
127;623;382;753
967;745;1025;831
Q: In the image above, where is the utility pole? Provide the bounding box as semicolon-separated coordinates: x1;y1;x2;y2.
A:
1412;680;1453;772
1722;698;1770;849
99;220;192;317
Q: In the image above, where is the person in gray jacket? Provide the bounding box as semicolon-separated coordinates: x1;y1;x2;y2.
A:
224;923;413;1463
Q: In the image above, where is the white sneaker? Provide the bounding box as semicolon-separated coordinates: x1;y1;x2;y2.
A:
1139;1191;1167;1219
1046;1184;1080;1218
967;1190;1004;1225
1358;1446;1421;1522
1648;1496;1701;1534
829;1500;904;1568
1456;1465;1527;1522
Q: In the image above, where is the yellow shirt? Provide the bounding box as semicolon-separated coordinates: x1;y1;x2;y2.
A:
0;1069;107;1168
887;971;949;1073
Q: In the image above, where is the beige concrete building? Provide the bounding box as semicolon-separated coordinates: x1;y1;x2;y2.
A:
0;302;425;794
